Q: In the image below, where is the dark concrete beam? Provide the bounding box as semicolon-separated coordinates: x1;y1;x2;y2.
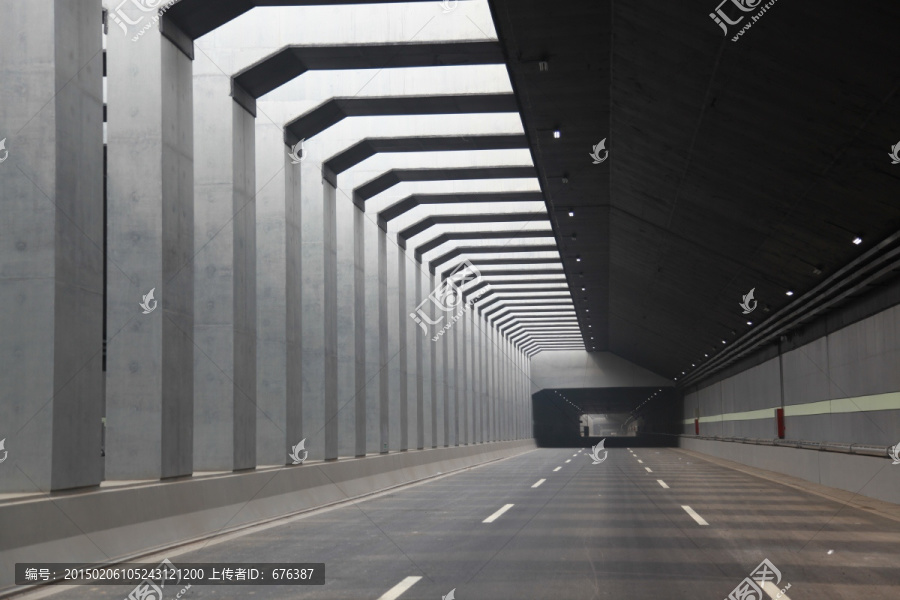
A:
398;212;546;249
378;191;544;230
461;278;565;302
353;165;536;208
284;93;518;146
480;299;574;319
415;230;551;262
323;134;527;186
429;244;558;274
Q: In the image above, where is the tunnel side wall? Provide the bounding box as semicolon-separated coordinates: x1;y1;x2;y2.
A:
0;440;534;594
680;301;900;504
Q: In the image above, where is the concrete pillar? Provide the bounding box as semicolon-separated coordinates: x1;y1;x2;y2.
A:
297;158;337;461
105;9;194;481
193;54;256;472
354;207;367;457
0;0;103;493
364;211;381;455
387;241;401;451
430;272;439;448
442;314;450;447
255;122;301;465
405;252;419;450
337;190;356;458
397;249;408;451
378;228;389;453
415;265;426;450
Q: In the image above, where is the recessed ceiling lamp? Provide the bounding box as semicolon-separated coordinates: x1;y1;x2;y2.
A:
747;321;752;325
853;236;862;245
722;340;727;344
568;211;575;217
553;129;561;139
786;290;794;296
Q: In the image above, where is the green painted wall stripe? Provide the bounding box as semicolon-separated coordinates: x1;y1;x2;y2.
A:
682;390;900;424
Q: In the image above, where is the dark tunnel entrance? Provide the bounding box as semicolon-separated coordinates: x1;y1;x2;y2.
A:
531;387;682;448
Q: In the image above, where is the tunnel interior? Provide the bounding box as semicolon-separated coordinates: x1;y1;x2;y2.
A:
532;387;682;447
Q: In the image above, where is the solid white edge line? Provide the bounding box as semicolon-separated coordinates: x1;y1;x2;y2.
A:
377;576;422;600
657;480;669;488
532;478;546;488
483;503;515;523
552;466;561;472
681;505;709;526
761;581;792;600
645;467;652;473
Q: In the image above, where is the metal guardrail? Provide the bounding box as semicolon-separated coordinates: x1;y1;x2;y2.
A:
680;434;894;458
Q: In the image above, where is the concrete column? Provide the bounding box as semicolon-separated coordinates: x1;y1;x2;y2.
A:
430;273;439;448
405;254;420;450
397;249;408;451
105;11;193;481
442;314;450;447
387;238;400;451
193;54;256;472
378;228;389;453
337;190;356;458
297;157;335;461
354;207;367;457
364;212;381;455
415;265;426;450
255;122;301;466
460;310;468;445
0;0;103;493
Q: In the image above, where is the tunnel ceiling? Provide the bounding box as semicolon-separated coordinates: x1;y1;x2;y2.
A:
488;0;900;380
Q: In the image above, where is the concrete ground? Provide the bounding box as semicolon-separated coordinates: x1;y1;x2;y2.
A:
20;448;900;599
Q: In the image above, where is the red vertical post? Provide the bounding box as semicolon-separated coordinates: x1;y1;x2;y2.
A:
694;418;699;435
775;408;785;438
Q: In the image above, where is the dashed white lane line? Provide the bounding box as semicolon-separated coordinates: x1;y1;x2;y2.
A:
532;479;546;488
681;505;709;526
637;459;643;464
553;466;561;472
645;467;652;473
572;453;578;457
762;581;792;600
377;576;422;600
657;480;669;489
483;503;515;523
565;459;571;463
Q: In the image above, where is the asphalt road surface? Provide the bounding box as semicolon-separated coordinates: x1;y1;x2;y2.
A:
24;447;900;599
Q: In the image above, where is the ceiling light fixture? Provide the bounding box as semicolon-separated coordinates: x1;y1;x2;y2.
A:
747;321;752;325
568;211;574;217
786;290;794;296
722;340;727;344
853;236;862;245
553;129;561;139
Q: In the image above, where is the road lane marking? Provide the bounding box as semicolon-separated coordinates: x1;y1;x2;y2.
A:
553;466;561;472
762;581;792;600
657;480;669;488
572;453;578;457
532;479;546;488
681;505;709;526
637;459;643;464
483;503;515;523
565;459;571;463
645;467;652;473
378;576;422;600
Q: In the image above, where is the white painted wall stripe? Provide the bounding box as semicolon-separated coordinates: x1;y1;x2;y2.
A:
681;505;709;526
532;478;546;488
483;503;515;523
378;576;422;600
682;390;900;424
657;480;669;488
